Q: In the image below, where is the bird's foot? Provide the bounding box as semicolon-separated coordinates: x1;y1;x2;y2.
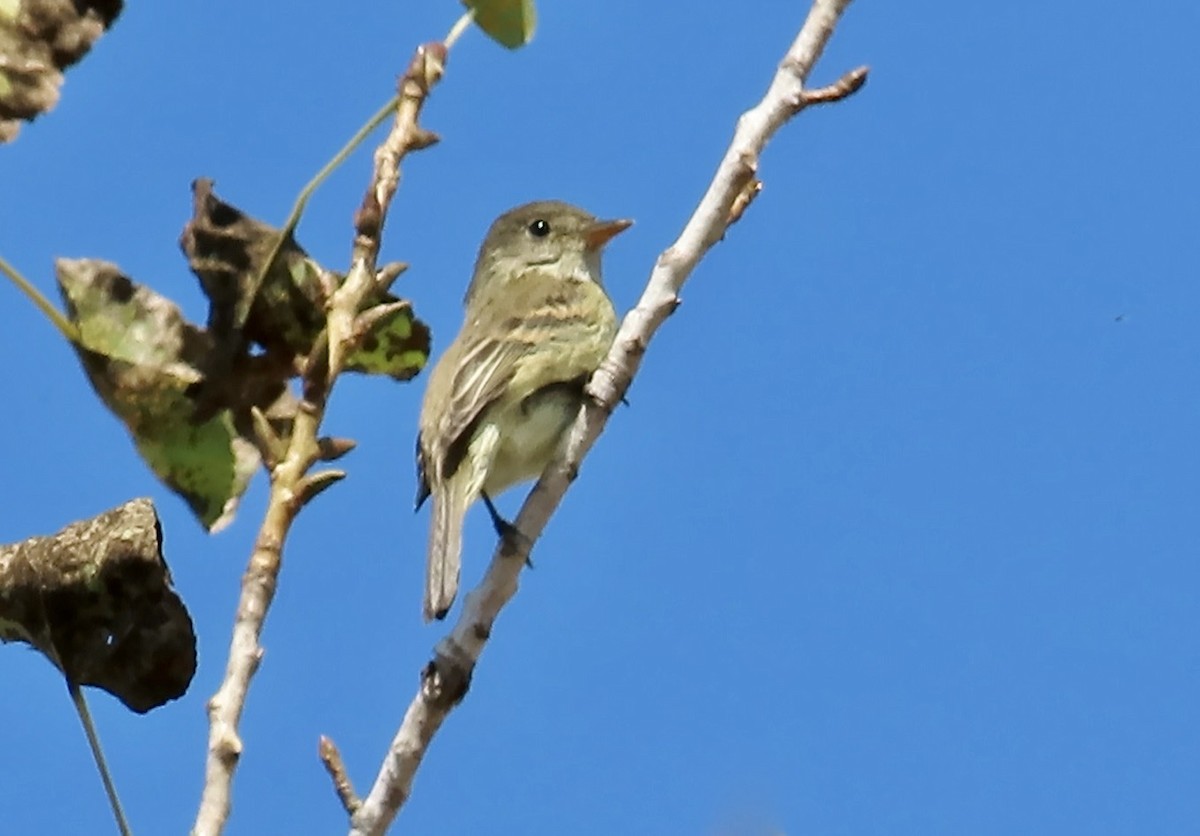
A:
481;493;534;567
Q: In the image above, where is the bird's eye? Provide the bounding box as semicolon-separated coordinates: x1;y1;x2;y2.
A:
528;219;550;237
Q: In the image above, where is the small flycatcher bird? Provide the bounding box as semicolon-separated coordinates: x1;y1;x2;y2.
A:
415;200;632;621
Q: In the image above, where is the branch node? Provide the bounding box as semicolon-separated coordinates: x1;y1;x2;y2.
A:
563;459;580;484
211;724;244;763
657;244;690;274
354;197;382;241
425;637;474;707
404;42;447;97
320;735;361;815
737;149;759;176
408;127;441;150
623;334;648;359
728;179;764;227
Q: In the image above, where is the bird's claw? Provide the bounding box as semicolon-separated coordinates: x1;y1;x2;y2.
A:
481;493;534;566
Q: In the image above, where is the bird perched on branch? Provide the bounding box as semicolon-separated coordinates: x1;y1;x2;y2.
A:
415;200;631;621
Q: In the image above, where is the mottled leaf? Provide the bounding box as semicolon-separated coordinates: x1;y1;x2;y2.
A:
0;498;196;713
56;259;270;531
0;0;124;143
347;299;430;380
182;179;429;380
55;182;428;531
181;178;327;354
463;0;536;49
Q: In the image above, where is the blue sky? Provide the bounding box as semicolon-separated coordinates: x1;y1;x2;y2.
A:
3;2;1198;834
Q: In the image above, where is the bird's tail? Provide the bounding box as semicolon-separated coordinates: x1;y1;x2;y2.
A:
425;487;466;621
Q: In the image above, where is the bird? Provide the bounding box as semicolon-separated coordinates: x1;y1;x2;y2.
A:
415;200;631;621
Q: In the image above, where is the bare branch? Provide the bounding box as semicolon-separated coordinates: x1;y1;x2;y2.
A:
350;1;867;831
192;33;451;836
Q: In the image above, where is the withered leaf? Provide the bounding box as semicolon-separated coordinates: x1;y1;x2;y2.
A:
0;0;124;143
0;498;196;713
182;178;328;358
182;179;430;380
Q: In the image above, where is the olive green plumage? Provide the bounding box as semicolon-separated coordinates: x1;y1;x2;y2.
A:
416;201;631;621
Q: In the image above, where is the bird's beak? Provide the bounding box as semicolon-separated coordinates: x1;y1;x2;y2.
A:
584;218;633;250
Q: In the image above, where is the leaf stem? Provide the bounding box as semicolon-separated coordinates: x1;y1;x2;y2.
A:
242;7;475;330
445;9;475;49
69;680;132;836
0;253;80;343
245;95;401;329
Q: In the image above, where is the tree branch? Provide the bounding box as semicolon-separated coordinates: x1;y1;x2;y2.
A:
347;1;867;832
192;36;451;836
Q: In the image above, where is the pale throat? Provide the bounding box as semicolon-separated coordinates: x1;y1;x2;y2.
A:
545;248;603;285
489;246;604;290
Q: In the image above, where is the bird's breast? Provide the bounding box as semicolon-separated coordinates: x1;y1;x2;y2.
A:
481;384;583;495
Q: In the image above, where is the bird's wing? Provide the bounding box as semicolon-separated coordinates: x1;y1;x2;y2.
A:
418;269;585;493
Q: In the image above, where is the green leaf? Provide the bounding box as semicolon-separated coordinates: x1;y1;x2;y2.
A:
56;183;431;531
56;259;270;532
346;299;431;380
463;0;536;49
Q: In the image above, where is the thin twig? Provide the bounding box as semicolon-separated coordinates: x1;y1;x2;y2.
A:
802;65;869;105
192;28;453;836
349;1;867;832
